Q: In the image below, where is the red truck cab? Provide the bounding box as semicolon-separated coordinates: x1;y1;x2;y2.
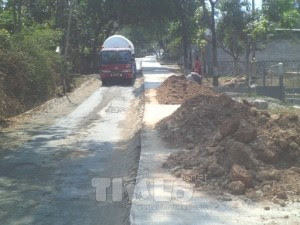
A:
99;48;136;85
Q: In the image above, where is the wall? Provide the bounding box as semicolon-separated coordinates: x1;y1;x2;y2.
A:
204;37;300;76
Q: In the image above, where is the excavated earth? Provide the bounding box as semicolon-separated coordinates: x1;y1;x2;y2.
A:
156;75;217;104
156;78;300;205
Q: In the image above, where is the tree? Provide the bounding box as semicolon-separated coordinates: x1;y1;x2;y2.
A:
263;0;300;28
217;0;249;75
245;15;273;62
192;4;209;49
173;0;199;69
118;0;177;58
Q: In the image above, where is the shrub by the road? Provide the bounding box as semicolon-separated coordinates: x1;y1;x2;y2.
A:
0;28;62;118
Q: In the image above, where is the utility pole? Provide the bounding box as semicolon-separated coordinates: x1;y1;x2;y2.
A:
62;0;73;94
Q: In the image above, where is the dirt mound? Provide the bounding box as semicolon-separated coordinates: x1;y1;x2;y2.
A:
157;94;250;149
157;93;300;202
156;75;217;104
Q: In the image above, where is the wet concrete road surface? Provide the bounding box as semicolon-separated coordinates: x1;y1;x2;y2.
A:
0;79;144;225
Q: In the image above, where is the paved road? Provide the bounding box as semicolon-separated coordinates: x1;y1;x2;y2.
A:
0;76;144;225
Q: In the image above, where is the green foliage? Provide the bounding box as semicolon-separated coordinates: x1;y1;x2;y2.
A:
0;10;14;32
15;29;62;101
217;0;250;60
120;25;158;55
166;37;183;59
0;28;62;109
263;0;300;28
0;29;11;48
13;28;62;51
246;16;274;52
249;18;271;40
163;22;182;58
192;6;208;48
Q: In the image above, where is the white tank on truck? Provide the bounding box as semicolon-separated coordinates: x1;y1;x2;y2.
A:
103;35;135;54
99;35;136;85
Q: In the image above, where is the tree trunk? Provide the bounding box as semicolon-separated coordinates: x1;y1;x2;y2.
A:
251;0;256;60
55;0;67;29
91;21;104;73
189;44;193;70
210;2;218;86
17;0;22;32
234;57;238;76
200;0;210;26
180;3;189;69
176;0;189;69
251;46;256;60
91;30;100;72
245;46;251;83
12;0;18;33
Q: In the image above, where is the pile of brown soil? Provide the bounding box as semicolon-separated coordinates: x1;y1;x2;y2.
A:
156;75;217;104
157;94;300;203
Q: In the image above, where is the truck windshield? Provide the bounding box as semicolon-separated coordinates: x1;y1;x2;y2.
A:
100;51;131;64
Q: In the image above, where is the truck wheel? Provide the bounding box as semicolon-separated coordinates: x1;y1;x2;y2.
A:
127;78;134;86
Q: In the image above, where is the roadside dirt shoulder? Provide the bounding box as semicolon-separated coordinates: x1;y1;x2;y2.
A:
0;75;101;151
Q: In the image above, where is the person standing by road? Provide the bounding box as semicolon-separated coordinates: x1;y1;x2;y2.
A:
193;56;202;75
187;55;203;84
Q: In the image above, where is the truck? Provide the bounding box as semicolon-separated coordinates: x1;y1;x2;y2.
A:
99;35;137;85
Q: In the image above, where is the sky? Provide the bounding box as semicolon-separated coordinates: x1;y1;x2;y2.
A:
254;0;263;9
